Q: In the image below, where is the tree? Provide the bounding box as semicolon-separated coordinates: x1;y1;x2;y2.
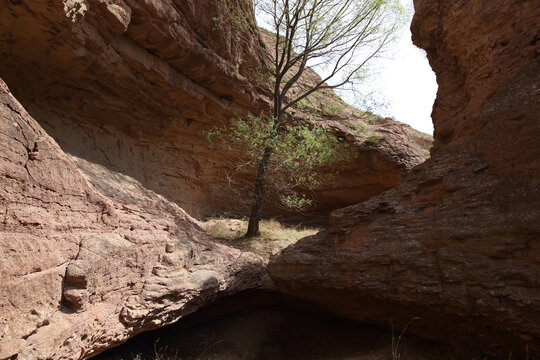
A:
207;112;351;224
214;0;405;237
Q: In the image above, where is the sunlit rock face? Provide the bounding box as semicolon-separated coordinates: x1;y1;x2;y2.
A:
0;77;267;359
268;0;540;357
0;0;430;220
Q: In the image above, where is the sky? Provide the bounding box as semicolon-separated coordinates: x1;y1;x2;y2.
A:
254;0;438;135
350;0;438;134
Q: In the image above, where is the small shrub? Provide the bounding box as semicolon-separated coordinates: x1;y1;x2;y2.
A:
391;317;420;360
366;133;383;144
322;101;346;116
211;16;220;31
346;121;368;133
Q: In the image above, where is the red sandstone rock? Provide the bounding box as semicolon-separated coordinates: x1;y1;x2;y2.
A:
0;78;266;359
0;0;430;219
0;1;432;358
268;0;540;357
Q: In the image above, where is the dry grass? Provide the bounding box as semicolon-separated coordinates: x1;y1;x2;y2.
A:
201;218;319;262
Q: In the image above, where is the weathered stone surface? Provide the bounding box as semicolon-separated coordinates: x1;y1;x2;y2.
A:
268;0;540;356
0;0;433;357
0;78;266;359
0;0;430;219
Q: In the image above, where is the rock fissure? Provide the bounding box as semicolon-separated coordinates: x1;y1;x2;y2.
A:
7;262;70;285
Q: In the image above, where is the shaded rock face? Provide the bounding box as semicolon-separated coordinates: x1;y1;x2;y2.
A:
94;290;462;360
0;1;432;358
0;0;266;218
0;78;266;359
0;0;430;219
268;0;540;357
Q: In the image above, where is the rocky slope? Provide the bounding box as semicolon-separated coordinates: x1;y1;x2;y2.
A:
0;1;434;358
0;0;430;219
0;78;267;359
0;0;266;219
268;0;540;357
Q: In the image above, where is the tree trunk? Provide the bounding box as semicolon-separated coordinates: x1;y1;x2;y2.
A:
246;77;283;238
246;146;273;237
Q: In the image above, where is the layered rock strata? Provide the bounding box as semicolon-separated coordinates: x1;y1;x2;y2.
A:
268;0;540;356
0;78;266;359
0;0;430;219
0;0;433;358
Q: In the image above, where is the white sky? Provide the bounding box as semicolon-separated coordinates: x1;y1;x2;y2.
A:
254;0;437;135
351;0;437;134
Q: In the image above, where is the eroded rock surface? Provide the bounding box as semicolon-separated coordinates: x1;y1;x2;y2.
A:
268;0;540;356
0;0;433;358
0;78;266;359
0;0;430;219
0;0;266;219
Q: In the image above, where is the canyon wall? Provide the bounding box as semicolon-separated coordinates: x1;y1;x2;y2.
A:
0;0;429;219
268;0;540;357
0;1;433;358
0;77;267;359
0;0;266;218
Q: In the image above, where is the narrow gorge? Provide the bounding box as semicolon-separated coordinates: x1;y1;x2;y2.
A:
0;0;538;359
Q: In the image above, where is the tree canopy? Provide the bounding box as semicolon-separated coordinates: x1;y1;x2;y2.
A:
210;0;405;237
